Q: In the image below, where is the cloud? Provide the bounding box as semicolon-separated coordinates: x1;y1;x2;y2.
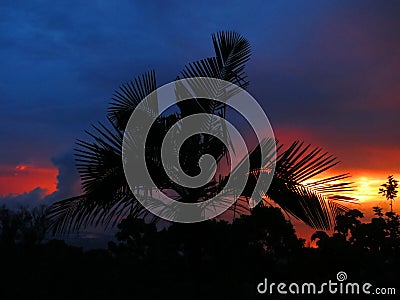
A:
0;150;81;209
45;150;82;202
0;187;47;210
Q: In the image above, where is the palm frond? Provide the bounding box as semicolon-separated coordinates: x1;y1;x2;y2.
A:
75;121;126;200
47;193;148;234
233;141;357;230
48;119;150;233
175;32;252;159
108;70;157;130
212;31;251;88
266;182;332;229
178;31;251;119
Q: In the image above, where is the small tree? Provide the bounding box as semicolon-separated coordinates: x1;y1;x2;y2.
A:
379;175;398;212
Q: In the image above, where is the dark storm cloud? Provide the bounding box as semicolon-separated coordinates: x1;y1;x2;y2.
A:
46;150;81;201
0;0;226;166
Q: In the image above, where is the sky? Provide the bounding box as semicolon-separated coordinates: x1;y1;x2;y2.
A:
0;0;399;239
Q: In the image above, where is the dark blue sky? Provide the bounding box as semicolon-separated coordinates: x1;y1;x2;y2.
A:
1;0;399;206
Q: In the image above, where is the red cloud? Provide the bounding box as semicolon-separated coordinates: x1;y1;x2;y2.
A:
0;164;58;197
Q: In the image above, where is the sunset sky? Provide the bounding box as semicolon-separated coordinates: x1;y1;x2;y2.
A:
0;1;399;239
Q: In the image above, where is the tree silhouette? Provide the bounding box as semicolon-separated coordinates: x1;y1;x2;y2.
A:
379;175;398;212
48;31;356;234
0;205;48;247
312;205;400;257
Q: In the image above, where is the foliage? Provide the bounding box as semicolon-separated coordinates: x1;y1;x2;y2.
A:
312;207;400;255
379;175;398;212
109;206;304;261
0;205;399;298
0;205;49;247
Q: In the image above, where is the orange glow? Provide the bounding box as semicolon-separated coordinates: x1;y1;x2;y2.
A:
0;164;58;197
295;170;400;242
344;170;400;221
351;175;384;203
303;171;398;203
328;170;399;204
15;165;27;171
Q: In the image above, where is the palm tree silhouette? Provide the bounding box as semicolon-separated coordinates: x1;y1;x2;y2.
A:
48;31;356;233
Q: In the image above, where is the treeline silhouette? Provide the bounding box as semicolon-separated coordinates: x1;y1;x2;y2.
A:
0;204;399;299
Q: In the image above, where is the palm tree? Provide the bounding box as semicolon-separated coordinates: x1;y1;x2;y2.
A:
48;31;356;234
